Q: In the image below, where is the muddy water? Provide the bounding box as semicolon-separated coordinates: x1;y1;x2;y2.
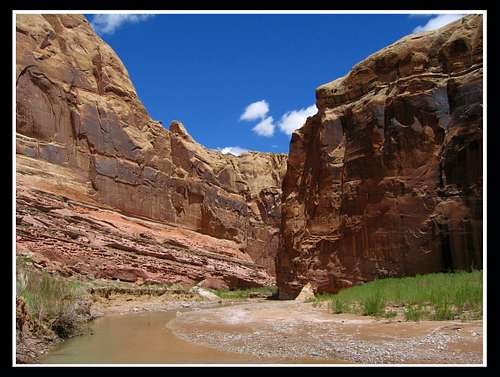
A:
40;310;335;364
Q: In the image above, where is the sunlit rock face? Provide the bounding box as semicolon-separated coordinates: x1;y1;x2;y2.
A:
277;15;483;299
16;14;287;287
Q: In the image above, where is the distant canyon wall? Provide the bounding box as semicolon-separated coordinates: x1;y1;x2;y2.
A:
276;15;483;298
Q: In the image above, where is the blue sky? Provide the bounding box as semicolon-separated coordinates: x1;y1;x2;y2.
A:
84;13;465;155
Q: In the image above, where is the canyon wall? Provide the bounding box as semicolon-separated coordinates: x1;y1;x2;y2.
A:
16;14;287;287
277;15;483;298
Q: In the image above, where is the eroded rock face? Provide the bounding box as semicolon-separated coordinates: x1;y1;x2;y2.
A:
16;14;287;287
277;15;483;298
16;178;273;288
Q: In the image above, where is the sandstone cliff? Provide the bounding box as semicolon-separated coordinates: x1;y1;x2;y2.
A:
277;15;483;298
16;14;287;287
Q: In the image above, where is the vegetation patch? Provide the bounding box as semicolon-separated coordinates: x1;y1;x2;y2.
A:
16;256;91;339
382;310;398;319
361;293;384;316
211;285;278;300
315;271;483;321
330;298;348;314
404;305;426;321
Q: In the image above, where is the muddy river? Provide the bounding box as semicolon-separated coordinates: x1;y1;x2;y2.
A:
40;309;337;364
39;301;482;364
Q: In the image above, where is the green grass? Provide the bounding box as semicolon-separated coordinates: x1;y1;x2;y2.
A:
16;256;89;338
330;298;348;314
211;286;278;299
315;271;483;321
361;293;384;316
404;305;426;321
433;302;456;321
382;310;398;319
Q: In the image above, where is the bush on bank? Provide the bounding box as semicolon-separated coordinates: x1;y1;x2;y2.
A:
16;256;91;338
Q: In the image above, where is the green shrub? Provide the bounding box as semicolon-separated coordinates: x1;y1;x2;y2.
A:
330;298;347;314
404;305;425;321
361;293;385;316
433;302;456;321
16;258;88;338
382;310;398;319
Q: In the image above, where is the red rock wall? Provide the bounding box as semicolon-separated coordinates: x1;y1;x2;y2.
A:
16;14;286;286
277;15;483;298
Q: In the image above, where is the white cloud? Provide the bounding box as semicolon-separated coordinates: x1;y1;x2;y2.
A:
218;146;249;156
253;116;275;137
91;14;155;35
240;100;269;121
240;100;317;138
277;104;317;135
413;14;464;33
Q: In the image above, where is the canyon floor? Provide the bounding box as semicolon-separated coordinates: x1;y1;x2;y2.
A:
24;292;483;365
169;300;483;364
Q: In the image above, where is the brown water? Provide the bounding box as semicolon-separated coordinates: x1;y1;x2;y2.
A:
41;311;262;364
40;310;333;364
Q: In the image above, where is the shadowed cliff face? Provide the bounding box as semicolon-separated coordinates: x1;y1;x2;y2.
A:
16;14;287;287
277;15;483;298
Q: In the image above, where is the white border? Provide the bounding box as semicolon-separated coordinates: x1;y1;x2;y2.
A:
12;9;487;368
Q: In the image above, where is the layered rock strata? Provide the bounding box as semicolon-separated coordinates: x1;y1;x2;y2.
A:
16;14;286;287
277;15;483;298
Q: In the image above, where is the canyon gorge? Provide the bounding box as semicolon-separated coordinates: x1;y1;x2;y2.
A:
16;14;483;298
16;14;286;289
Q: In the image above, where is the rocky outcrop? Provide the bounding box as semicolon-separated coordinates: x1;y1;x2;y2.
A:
16;14;286;288
16;180;273;287
277;15;483;298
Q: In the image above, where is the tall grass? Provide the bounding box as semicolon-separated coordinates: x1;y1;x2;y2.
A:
316;271;483;321
16;257;88;338
331;298;347;314
404;305;426;321
361;293;384;316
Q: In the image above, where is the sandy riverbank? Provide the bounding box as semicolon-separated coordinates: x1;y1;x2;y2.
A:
169;300;483;364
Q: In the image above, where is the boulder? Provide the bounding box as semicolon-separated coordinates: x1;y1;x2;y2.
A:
189;286;220;301
294;283;315;302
